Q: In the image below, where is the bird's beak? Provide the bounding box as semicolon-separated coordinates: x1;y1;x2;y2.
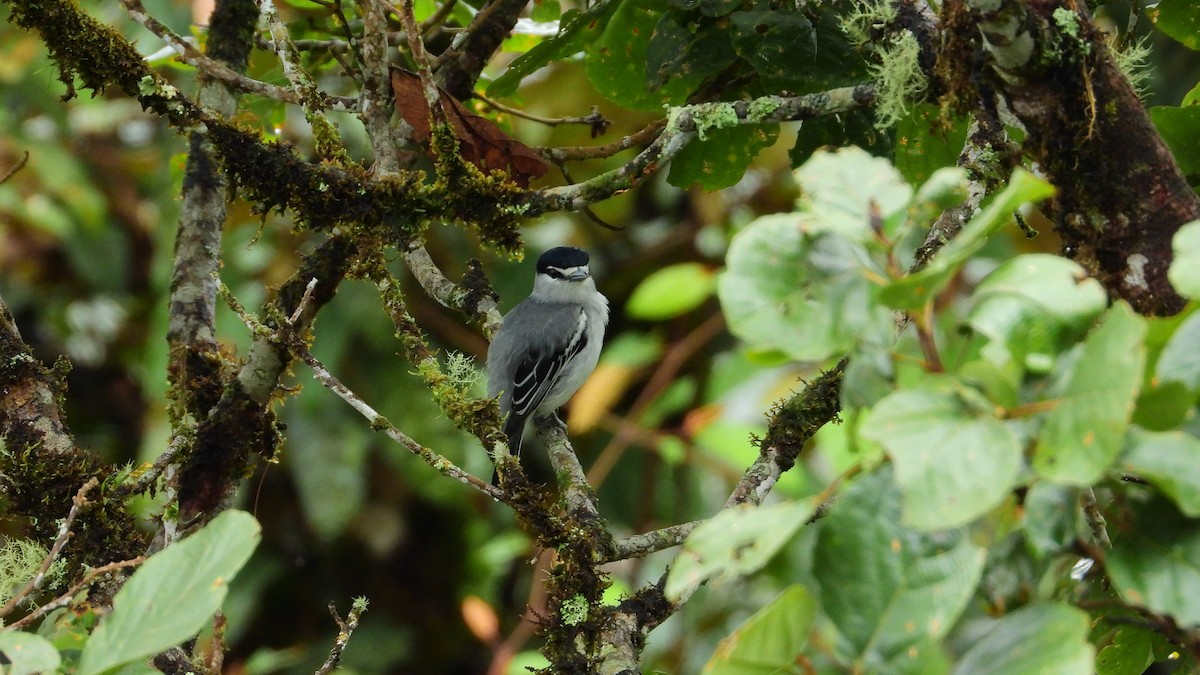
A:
566;268;590;281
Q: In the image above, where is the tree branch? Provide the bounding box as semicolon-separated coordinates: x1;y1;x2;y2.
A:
525;86;876;215
957;0;1198;315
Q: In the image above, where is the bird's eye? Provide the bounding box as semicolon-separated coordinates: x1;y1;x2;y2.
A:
546;269;564;279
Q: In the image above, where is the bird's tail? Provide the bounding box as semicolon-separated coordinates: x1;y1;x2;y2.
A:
492;413;526;485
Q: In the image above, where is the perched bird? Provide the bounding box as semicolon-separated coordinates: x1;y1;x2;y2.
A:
486;246;609;469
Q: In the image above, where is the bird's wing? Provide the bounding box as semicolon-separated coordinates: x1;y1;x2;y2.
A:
509;307;589;418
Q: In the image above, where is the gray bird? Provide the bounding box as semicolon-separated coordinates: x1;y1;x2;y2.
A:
486;247;609;468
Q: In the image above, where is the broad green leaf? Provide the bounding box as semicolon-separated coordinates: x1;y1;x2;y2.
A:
1131;379;1193;431
1154;310;1200;390
1033;303;1146;486
812;470;984;666
1151;0;1200;50
1118;429;1200;517
1184;80;1200;106
789;109;892;167
894;106;970;187
665;499;816;601
951;604;1093;675
0;632;61;675
794;146;912;240
880;169;1055;309
668;124;779;190
1107;497;1200;627
967;254;1107;369
78;510;262;675
729;10;816;82
486;2;620;98
718;215;892;362
737;6;868;93
530;0;561;23
1022;482;1079;559
1095;626;1154;675
1149;105;1200;175
1169;220;1200;298
702;585;816;674
585;0;696;110
862;384;1021;531
646;13;738;91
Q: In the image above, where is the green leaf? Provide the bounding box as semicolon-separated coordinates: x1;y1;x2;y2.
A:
78;510;262;675
1149;105;1200;175
738;6;868;93
646;13;738;91
1033;303;1146;486
1169;220;1200;298
718;215;892;362
966;254;1107;369
486;3;619;98
1022;482;1079;559
702;585;816;674
1118;429;1200;517
951;604;1093;675
1107;496;1200;627
880;168;1055;309
668;124;779;190
0;632;61;675
861;383;1021;531
530;0;561;23
585;0;696;110
1151;0;1200;50
1154;310;1200;390
812;470;985;666
789;109;893;167
665;499;816;601
893;106;970;187
793;146;913;240
1095;626;1154;675
628;264;716;320
729;10;815;81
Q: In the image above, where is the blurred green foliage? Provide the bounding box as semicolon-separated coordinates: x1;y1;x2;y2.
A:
1;0;1200;672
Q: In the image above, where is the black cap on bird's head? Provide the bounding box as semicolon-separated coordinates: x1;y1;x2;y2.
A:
537;247;591;281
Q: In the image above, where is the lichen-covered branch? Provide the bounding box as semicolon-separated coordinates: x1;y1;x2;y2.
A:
0;296;147;569
526;86;876;215
912;110;1019;270
432;0;528;100
167;0;256;426
954;0;1199;315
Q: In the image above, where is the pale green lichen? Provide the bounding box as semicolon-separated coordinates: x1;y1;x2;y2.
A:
560;594;588;626
1053;7;1080;38
870;31;927;130
689;102;738;141
1112;35;1153;99
840;0;898;47
0;538;66;606
445;352;480;388
748;96;781;123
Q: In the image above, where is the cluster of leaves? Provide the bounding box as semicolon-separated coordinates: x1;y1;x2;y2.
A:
655;145;1200;672
0;511;260;675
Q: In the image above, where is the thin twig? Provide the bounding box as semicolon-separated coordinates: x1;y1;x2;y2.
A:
1;151;30;185
4;557;147;632
121;0;355;110
0;478;98;618
476;93;611;131
114;434;188;497
1081;487;1112;548
295;329;505;500
316;597;369;674
418;0;460;35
